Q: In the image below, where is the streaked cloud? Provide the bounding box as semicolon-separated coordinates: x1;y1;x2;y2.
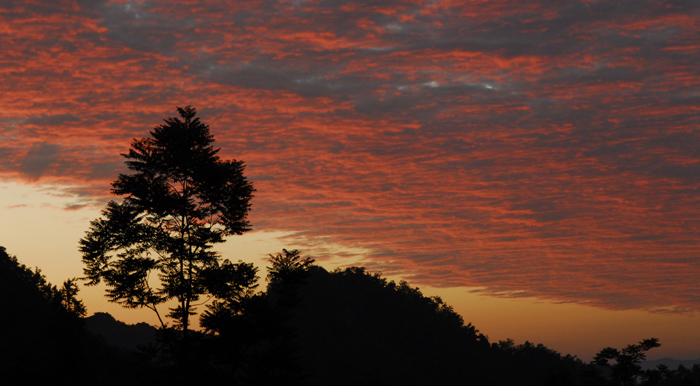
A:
1;0;699;313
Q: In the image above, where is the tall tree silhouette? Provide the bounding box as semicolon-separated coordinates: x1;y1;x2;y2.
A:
79;106;255;337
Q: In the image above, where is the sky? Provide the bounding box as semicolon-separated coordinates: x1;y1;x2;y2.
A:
1;0;700;361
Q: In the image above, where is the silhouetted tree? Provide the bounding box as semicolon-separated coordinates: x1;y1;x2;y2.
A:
197;250;314;383
593;338;661;386
79;106;255;337
0;246;86;319
266;248;314;306
199;260;259;334
267;249;315;283
59;278;87;317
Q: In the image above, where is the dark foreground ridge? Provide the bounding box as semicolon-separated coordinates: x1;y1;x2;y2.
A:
2;246;699;385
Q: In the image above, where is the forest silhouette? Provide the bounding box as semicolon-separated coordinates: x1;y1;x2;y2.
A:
2;107;700;385
4;245;700;385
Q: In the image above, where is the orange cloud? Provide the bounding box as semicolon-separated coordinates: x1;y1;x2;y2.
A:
1;0;700;314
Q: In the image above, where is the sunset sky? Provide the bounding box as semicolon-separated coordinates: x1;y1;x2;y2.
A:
2;0;700;361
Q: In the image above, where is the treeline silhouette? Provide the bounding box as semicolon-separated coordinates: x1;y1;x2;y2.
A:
2;245;699;386
0;246;148;384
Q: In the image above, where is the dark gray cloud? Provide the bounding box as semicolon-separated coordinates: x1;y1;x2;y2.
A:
17;143;61;180
1;0;700;314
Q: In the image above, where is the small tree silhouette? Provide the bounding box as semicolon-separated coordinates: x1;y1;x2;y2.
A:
592;338;660;386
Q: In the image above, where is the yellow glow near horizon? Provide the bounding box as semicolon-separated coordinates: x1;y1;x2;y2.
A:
416;286;700;361
2;180;700;362
0;181;94;281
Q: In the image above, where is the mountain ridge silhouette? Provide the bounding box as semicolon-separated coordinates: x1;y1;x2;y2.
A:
84;312;158;351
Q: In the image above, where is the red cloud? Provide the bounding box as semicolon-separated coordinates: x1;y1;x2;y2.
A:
1;0;699;313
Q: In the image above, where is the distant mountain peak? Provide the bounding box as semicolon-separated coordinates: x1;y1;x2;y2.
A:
85;312;157;350
642;357;700;370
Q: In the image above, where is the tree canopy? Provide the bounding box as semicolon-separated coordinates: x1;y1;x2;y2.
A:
79;106;256;334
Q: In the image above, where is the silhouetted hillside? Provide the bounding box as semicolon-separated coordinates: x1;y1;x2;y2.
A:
0;246;88;383
4;245;671;385
85;312;157;350
0;247;163;385
207;263;603;386
289;266;490;385
642;358;700;371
